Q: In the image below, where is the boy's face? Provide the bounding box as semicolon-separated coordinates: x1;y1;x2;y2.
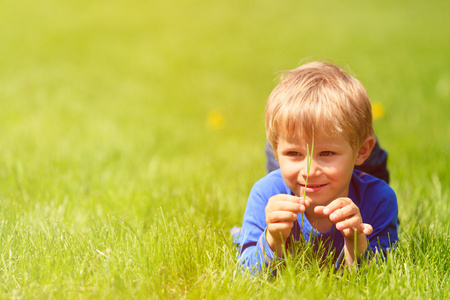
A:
276;133;359;207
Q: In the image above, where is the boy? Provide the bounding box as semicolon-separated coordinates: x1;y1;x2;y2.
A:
234;61;398;273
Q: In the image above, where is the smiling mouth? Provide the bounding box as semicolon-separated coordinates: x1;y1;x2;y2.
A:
301;183;326;188
300;183;327;192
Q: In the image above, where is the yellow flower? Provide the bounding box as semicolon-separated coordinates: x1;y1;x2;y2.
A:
371;102;385;120
207;109;226;130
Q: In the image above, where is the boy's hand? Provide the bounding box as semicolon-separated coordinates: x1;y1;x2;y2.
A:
314;197;373;237
314;197;373;266
265;194;309;257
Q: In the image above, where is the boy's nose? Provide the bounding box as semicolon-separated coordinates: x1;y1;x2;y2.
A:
300;158;320;177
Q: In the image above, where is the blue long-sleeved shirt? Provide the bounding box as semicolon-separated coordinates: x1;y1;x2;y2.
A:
235;169;398;273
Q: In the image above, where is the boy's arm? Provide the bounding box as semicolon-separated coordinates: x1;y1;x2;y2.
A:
238;228;278;273
265;194;305;258
344;188;398;266
318;184;399;267
315;197;374;267
237;189;277;273
237;182;289;273
343;230;370;267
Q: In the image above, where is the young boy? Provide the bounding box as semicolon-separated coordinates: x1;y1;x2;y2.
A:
234;61;398;273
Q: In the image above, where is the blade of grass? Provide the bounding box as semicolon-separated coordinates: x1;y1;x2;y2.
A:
302;126;314;228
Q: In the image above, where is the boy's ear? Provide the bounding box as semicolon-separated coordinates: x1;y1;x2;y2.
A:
355;136;375;166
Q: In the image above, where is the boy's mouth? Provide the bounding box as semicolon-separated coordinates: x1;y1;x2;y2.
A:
300;183;327;193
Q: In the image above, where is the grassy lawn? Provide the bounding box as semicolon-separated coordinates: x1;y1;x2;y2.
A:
0;0;448;298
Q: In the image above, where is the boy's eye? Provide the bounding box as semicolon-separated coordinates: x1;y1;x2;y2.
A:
320;151;334;157
286;151;301;157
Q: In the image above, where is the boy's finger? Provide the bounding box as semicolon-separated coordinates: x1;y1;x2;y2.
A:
270;194;304;204
268;221;295;233
299;198;310;207
359;223;373;235
268;201;304;214
267;211;298;224
329;205;358;222
335;215;361;231
313;206;326;216
323;197;352;215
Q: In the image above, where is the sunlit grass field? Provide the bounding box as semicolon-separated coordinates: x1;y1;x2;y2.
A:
0;0;449;298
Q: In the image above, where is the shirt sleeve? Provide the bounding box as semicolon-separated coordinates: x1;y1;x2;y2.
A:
239;229;280;273
236;178;283;273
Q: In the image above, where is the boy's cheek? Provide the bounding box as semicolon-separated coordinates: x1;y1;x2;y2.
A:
279;162;301;179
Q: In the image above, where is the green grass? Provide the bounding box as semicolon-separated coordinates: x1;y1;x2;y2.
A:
0;0;449;298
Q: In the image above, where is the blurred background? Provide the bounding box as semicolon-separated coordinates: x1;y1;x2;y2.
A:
0;0;449;226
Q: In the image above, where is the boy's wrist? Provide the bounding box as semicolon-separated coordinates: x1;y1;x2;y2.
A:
344;232;369;257
266;230;285;258
258;229;285;268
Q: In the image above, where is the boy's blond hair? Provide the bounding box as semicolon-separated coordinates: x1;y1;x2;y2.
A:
265;61;374;156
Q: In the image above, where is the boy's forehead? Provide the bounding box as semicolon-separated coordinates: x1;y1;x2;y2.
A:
279;125;336;141
279;126;351;146
279;132;353;150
